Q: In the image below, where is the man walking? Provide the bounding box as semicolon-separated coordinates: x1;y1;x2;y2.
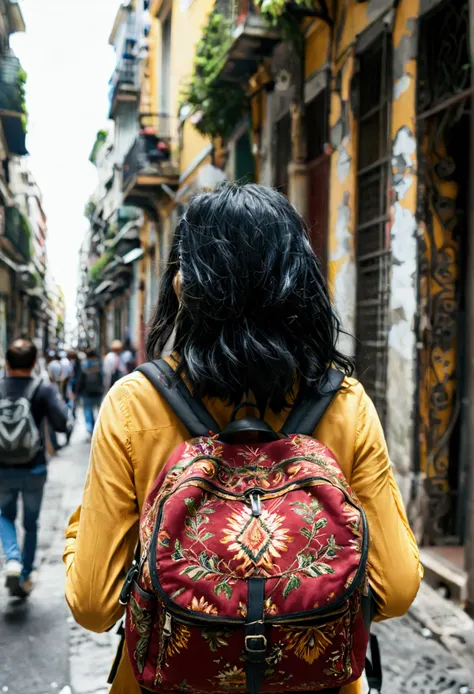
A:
0;339;68;597
77;349;104;440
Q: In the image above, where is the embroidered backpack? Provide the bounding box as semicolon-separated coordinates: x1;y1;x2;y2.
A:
120;360;381;694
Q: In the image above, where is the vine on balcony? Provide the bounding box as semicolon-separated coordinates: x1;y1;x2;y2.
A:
183;12;249;140
89;252;112;284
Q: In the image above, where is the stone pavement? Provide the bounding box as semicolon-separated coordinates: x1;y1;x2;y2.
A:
0;419;473;694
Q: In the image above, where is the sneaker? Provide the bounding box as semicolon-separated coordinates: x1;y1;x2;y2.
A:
5;559;22;596
18;571;37;598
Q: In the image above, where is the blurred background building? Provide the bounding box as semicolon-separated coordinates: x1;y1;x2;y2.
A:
0;0;61;371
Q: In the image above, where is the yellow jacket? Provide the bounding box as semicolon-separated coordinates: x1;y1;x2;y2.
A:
64;371;422;694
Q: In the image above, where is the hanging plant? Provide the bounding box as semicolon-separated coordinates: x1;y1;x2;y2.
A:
182;11;249;141
254;0;309;53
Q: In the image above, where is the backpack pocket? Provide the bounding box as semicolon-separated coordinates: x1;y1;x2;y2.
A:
125;582;157;678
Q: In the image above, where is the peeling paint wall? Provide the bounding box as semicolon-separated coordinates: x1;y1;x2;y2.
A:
328;51;357;357
386;1;419;501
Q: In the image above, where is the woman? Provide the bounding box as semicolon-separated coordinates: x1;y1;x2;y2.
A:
64;184;422;694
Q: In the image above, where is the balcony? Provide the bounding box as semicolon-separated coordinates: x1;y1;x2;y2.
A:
122;118;179;209
215;0;280;83
109;56;140;118
0;55;27;155
1;206;31;262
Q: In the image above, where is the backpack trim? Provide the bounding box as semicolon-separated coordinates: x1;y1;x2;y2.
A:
135;360;345;437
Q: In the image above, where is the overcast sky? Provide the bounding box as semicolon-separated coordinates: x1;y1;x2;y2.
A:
11;0;121;330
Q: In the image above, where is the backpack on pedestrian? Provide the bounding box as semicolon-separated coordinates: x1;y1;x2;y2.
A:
0;379;42;466
119;360;382;694
82;361;104;396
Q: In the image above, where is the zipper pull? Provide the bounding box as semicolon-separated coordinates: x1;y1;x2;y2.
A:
163;612;172;638
249;491;262;517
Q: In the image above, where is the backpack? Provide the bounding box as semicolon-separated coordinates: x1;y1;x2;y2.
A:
0;379;42;466
82;361;104;396
120;360;382;694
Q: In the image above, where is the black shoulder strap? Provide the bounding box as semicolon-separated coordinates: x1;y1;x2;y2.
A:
136;360;220;437
282;368;345;435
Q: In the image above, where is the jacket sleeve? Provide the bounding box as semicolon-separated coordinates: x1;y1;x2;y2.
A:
63;384;138;632
44;384;69;433
350;388;423;621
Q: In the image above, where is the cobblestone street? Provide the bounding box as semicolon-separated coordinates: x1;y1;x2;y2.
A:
0;421;474;694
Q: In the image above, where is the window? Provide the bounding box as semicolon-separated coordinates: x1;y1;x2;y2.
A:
355;33;392;426
275;112;292;196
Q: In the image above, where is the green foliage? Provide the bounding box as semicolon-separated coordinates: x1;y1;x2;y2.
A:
84;198;96;222
183;11;249;140
89;252;112;283
255;0;308;52
17;68;28;133
89;129;108;164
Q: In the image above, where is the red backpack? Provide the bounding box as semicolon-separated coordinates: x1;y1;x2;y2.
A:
119;360;381;694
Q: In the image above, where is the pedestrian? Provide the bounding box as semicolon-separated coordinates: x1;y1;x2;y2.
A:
103;339;127;392
59;350;72;405
77;348;104;440
68;350;82;420
0;339;69;598
64;184;422;694
45;349;64;452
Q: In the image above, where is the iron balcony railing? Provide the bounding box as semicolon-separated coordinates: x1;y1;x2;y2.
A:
122;119;178;190
109;56;139;111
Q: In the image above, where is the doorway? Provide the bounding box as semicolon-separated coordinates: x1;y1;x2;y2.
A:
416;0;470;552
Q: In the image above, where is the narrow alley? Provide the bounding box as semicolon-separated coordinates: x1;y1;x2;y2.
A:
0;421;473;694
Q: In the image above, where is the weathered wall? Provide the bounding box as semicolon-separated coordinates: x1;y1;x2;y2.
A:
386;0;419;500
327;1;369;357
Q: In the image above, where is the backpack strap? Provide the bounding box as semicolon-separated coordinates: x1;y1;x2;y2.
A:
282;368;345;435
24;378;42;403
135;360;220;437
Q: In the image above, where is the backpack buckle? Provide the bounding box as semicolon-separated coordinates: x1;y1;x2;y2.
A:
245;634;267;653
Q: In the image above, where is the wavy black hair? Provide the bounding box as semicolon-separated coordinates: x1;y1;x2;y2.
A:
147;183;353;412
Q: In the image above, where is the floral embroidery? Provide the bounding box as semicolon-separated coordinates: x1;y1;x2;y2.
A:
129;595;153;673
214;665;246;689
283;624;335;664
166;623;191;658
189;596;219;615
202;628;231;651
221;505;291;574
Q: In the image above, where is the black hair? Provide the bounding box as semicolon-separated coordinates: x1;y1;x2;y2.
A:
85;348;98;359
147;183;353;412
7;339;38;371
